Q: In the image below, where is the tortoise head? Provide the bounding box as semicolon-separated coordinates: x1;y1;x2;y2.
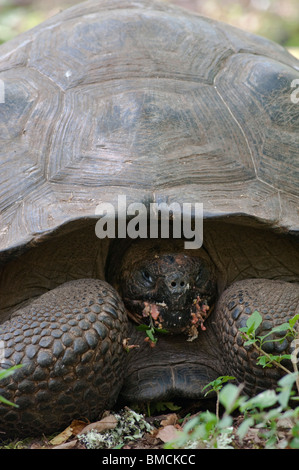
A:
108;240;218;335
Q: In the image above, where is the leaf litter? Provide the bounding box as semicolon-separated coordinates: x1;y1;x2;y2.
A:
0;402;297;449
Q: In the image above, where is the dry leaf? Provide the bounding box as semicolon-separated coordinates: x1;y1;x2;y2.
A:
79;414;118;434
277;417;293;430
160;413;178;427
50;425;74;446
49;419;87;446
70;419;89;435
52;439;79;449
30;442;45;449
156;425;181;443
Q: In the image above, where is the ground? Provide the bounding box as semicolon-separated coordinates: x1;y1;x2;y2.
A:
0;398;296;450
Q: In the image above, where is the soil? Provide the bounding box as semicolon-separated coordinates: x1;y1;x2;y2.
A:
0;399;294;450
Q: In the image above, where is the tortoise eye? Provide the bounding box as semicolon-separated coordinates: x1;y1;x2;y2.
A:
142;270;154;285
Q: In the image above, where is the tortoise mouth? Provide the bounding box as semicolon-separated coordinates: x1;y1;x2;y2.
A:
121;321;222;402
124;296;212;336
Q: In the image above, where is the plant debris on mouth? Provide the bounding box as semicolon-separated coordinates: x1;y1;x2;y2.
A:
138;296;211;345
187;296;210;342
137;316;168;347
142;301;163;322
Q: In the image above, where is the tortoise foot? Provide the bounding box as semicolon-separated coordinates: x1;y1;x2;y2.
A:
216;278;299;395
0;279;128;437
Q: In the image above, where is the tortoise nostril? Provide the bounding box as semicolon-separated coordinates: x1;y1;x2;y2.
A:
169;277;187;293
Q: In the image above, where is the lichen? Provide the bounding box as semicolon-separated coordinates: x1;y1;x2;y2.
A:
78;408;152;449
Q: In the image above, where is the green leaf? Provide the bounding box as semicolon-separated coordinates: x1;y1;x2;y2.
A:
156;328;168;334
256;356;273;368
219;383;241;414
0;365;23;408
239;327;248;333
290;437;299;449
242;389;278;411
243;339;257;347
146;329;157;342
219;376;236;385
162;402;181;411
274;354;291;362
153;401;181;413
269;323;291;334
202;376;236;394
136;323;168;337
217;415;233;430
278;389;294;409
278;372;298;387
289;314;299;329
0;364;23;381
237;417;254;440
277;372;298;408
246;310;263;334
256;354;291;368
136;324;150;331
0;395;18;408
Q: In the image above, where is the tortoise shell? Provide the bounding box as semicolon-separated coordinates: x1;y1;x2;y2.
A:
0;0;298;258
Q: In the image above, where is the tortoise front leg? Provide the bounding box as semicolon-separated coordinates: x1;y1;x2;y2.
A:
0;279;128;437
215;279;299;396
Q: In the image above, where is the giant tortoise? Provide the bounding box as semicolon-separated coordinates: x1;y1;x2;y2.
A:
0;0;298;437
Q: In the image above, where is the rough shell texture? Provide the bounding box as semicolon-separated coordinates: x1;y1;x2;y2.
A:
0;0;298;256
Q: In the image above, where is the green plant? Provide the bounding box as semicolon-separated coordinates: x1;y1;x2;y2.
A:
0;365;22;407
202;375;236;420
234;312;299;448
239;311;299;374
238;373;299;448
166;376;299;449
165;382;246;449
147;401;181;416
239;310;299;394
136;315;168;347
166;311;299;449
132;400;181;417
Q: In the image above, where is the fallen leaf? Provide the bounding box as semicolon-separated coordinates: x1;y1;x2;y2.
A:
160;414;178;427
50;426;74;446
156;425;181;443
30;442;45;449
49;419;87;446
79;414;118;434
71;419;90;435
277;417;293;430
52;439;79;450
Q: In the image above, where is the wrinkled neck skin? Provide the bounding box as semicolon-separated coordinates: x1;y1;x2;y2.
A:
109;239;218;337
